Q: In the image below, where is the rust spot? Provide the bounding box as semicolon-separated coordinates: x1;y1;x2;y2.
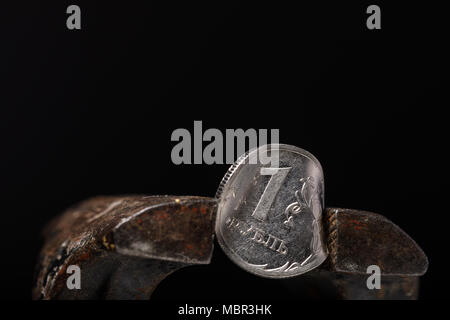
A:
155;211;169;221
346;219;367;230
78;252;90;261
102;235;115;250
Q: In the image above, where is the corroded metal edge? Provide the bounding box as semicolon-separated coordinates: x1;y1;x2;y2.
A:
33;195;217;300
322;207;428;277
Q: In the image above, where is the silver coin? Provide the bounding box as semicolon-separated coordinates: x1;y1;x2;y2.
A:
215;144;328;278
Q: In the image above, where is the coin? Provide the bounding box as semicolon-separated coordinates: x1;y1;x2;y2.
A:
215;144;328;278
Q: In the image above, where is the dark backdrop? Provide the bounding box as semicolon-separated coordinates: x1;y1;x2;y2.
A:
1;1;447;300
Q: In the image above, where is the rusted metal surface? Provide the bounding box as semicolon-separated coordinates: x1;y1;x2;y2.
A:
284;271;420;300
33;195;217;300
314;207;427;299
322;208;428;276
33;199;427;300
328;273;420;300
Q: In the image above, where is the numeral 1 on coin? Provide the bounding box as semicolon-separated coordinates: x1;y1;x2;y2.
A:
251;167;292;221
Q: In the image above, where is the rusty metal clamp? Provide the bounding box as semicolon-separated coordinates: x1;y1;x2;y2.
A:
33;196;427;299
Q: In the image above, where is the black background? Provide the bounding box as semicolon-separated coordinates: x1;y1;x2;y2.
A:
1;0;447;302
